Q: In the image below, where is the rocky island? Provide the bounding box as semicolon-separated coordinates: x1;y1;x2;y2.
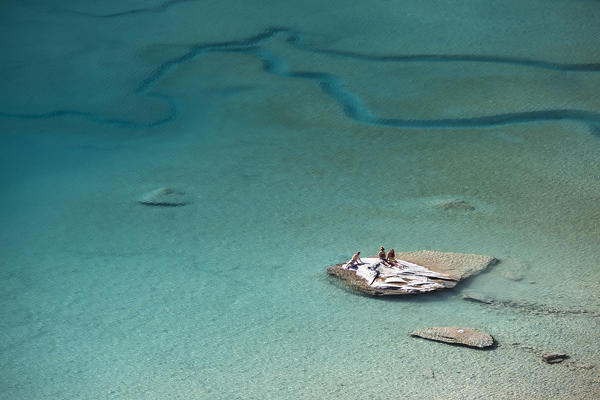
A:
327;250;498;296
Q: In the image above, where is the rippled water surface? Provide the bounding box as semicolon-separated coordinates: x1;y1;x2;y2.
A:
1;1;599;399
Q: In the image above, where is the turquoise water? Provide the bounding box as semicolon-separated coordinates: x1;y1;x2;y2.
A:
1;1;599;398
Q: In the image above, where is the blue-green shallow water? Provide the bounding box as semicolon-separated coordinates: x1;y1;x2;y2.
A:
1;1;600;399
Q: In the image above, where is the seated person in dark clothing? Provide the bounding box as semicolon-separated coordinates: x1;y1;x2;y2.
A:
378;246;391;266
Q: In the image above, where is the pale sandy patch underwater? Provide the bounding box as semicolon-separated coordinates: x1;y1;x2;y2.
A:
1;0;600;399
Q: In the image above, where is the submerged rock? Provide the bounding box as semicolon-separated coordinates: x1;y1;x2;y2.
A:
138;187;190;207
499;259;529;282
327;250;498;296
434;199;476;211
543;353;569;364
462;290;494;304
411;327;494;348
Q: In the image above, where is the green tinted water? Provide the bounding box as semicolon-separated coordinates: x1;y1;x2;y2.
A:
1;1;599;398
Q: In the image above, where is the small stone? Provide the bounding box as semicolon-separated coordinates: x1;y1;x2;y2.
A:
542;353;568;364
138;187;190;207
411;327;494;348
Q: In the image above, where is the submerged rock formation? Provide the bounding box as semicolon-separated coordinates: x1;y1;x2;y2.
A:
411;327;494;348
462;290;599;316
138;187;190;207
327;250;498;296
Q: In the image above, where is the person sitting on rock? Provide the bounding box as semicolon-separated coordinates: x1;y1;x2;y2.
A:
386;248;399;267
378;246;390;266
345;251;364;269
